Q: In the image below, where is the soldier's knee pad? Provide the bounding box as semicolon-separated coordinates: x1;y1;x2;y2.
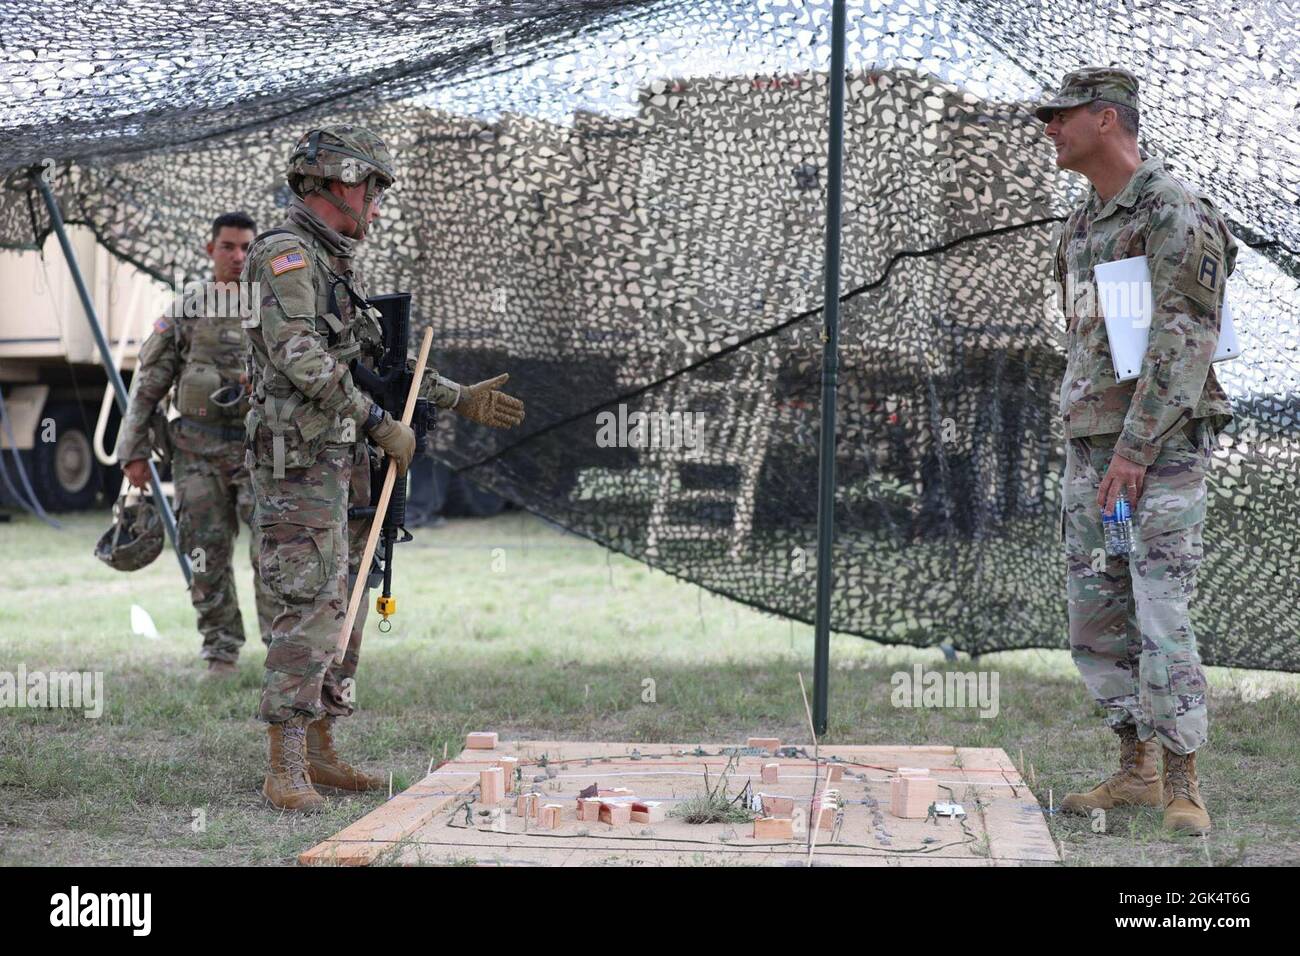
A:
259;522;340;605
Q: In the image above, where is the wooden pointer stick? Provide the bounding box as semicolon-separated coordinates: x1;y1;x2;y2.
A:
333;326;434;663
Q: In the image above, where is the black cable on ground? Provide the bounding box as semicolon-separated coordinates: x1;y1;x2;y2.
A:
0;386;61;529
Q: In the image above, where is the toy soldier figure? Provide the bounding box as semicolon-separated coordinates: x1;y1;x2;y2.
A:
115;212;277;677
1038;68;1236;834
243;125;524;811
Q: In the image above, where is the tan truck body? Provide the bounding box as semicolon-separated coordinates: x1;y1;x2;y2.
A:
0;227;171;509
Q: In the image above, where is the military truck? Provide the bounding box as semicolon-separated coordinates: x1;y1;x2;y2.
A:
0;227;169;512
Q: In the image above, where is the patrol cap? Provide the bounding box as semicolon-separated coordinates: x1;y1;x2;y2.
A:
1034;67;1140;122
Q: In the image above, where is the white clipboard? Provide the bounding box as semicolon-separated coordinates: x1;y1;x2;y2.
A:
1094;254;1241;383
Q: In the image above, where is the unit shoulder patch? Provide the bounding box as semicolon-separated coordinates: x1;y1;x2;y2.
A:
1196;251;1222;293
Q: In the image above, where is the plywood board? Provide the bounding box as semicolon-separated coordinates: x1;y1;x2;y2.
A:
301;740;1060;867
298;771;478;866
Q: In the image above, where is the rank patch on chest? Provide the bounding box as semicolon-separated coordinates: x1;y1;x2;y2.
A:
269;251;307;276
1196;253;1221;293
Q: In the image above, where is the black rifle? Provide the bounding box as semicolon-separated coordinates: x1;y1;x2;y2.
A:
348;292;436;630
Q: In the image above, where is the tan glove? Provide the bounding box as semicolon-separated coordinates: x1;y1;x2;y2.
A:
369;412;416;476
454;373;525;429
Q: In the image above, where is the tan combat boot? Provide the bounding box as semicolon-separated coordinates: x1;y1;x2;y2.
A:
1162;747;1211;835
205;659;238;679
306;716;385;791
1061;726;1163;813
263;715;327;812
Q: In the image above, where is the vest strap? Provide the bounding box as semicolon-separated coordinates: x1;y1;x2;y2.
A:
262;392;305;479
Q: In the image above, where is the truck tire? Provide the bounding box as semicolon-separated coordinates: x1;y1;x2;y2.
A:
442;471;506;518
30;401;102;512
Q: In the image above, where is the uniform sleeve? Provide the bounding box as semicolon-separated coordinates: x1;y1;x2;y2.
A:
252;246;373;427
113;308;180;463
1051;221;1067;324
410;359;462;409
1114;200;1227;466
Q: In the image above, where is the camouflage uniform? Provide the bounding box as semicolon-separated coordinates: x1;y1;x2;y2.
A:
243;135;460;725
115;280;277;662
1047;70;1237;756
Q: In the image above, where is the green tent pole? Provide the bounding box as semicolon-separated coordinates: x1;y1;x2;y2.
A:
812;0;847;737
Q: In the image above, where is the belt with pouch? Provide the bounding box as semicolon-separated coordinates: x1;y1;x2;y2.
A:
178;416;247;442
1071;419;1204;456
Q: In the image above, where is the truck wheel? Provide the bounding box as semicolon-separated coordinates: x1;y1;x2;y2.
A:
442;471;506;518
30;402;101;512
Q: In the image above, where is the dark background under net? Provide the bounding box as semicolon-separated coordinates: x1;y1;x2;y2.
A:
1;1;1297;669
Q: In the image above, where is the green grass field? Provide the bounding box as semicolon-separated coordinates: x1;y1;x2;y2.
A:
1;509;1297;866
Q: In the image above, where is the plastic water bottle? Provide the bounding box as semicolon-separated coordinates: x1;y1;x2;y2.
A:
1102;489;1132;556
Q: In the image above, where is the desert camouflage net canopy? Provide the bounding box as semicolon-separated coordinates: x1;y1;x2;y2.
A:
2;0;1298;669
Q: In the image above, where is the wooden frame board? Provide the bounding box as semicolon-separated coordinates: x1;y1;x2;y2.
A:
300;740;1060;867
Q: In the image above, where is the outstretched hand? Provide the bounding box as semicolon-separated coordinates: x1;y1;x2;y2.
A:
455;373;525;429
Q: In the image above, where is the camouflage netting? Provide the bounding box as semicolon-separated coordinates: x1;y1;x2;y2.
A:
2;1;1298;668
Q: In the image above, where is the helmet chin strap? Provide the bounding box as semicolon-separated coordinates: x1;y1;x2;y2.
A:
315;177;376;240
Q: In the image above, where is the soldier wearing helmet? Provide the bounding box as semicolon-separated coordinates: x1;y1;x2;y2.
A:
285;126;394;241
242;125;524;811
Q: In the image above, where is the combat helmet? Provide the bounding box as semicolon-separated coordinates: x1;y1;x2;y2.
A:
94;491;165;572
286;125;395;239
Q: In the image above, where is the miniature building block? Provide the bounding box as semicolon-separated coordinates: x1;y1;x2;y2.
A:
599;802;633;825
466;732;498;750
761;763;779;783
577;798;603;821
812;805;837;831
827;764;845;782
748;737;781;751
496;757;519;791
517;792;540;818
753;816;795;839
479;767;505;805
811;790;840;831
539;804;563;829
890;774;939;819
760;794;795;816
597;788;634;798
897;766;930;777
630;801;665;824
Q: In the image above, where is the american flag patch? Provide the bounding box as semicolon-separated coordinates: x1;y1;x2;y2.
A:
270;250;307;276
153;316;170;334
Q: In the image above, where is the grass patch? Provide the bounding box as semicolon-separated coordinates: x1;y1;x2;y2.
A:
670;753;756;825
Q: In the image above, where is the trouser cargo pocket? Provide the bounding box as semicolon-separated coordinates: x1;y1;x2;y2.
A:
259;523;336;605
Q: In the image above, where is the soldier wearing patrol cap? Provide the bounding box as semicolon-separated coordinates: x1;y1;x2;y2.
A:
115;212;278;678
243;125;525;811
1038;67;1236;834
